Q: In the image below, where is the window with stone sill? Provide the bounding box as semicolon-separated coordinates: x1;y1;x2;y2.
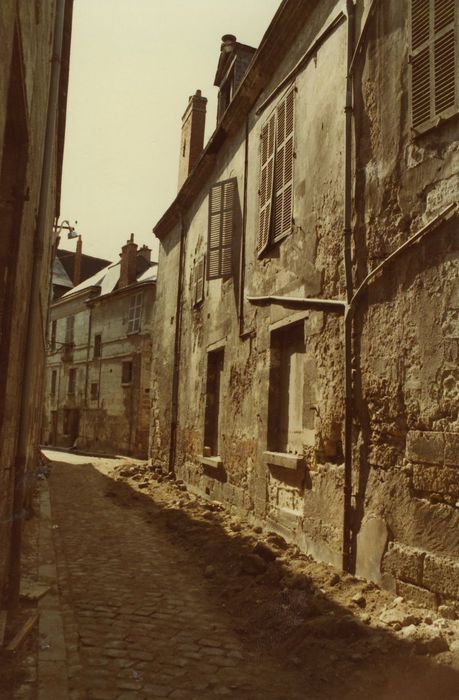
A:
203;348;224;458
267;322;309;456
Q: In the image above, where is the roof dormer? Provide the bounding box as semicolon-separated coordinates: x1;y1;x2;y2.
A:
214;34;256;123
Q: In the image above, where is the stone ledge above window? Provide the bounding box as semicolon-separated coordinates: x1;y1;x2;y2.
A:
262;451;304;470
201;456;223;469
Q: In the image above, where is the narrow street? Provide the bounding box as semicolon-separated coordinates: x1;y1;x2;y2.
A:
36;451;459;700
45;453;309;700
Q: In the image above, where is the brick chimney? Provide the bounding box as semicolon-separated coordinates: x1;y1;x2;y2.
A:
73;235;82;286
177;89;207;190
137;244;151;263
119;234;138;288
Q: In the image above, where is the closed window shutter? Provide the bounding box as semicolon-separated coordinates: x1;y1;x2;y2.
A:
194;255;205;305
257;113;275;255
411;0;457;130
273;87;294;242
207;179;235;279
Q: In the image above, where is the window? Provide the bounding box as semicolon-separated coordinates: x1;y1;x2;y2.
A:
193;256;205;306
90;382;98;401
94;334;102;358
50;320;57;352
203;349;224;456
410;0;457;132
65;316;74;345
257;86;295;255
68;368;76;395
207;178;236;280
268;323;308;454
50;370;57;396
122;360;133;384
127;293;142;333
63;409;70;435
217;69;234;121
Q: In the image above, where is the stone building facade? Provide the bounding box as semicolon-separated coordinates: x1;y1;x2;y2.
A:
0;0;73;605
150;0;459;607
43;236;156;458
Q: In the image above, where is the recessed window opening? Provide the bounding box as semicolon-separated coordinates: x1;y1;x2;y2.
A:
203;349;224;457
94;333;102;358
68;368;77;395
50;320;57;351
122;360;133;385
127;292;142;333
268;323;306;455
51;370;57;396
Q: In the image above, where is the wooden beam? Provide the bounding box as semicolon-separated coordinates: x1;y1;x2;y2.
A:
5;612;39;654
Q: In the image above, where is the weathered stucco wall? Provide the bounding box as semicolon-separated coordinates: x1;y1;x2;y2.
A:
350;0;459;604
0;0;71;604
150;0;459;606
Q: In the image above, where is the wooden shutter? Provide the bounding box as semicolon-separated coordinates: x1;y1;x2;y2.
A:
273;87;295;242
411;0;457;130
207;179;235;279
257;112;275;255
194;256;205;305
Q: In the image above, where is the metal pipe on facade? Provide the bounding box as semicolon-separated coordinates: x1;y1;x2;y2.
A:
7;0;67;607
168;210;186;474
238;117;249;336
342;0;355;573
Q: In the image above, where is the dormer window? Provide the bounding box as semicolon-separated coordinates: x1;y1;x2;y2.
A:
214;34;256;124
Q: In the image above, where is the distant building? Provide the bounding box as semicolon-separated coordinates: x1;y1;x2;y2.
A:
0;0;73;605
43;235;156;458
51;237;111;300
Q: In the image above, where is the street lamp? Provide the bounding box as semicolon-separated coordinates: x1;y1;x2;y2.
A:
54;218;79;239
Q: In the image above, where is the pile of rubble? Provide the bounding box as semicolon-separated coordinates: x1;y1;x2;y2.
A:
107;460;459;696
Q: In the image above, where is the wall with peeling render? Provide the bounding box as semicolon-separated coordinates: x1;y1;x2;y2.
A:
351;0;459;605
150;0;459;605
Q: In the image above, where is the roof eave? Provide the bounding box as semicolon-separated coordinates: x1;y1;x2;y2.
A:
153;0;316;241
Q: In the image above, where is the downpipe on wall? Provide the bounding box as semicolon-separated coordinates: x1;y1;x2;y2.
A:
7;0;67;607
342;0;355;573
168;210;186;474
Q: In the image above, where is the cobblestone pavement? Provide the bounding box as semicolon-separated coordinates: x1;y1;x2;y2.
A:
48;456;311;700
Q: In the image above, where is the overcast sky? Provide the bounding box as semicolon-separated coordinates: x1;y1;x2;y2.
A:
59;0;280;263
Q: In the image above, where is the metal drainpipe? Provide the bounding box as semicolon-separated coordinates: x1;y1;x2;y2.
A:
168;210;186;474
342;0;355;573
239;116;249;336
7;0;67;607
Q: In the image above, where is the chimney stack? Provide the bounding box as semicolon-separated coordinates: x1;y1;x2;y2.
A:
177;89;207;190
137;244;151;263
119;233;138;288
73;235;82;286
